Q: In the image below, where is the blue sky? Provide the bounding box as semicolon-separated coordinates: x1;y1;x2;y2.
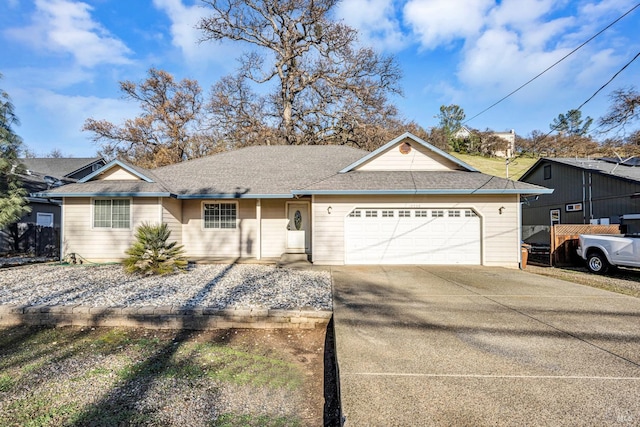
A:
1;0;638;157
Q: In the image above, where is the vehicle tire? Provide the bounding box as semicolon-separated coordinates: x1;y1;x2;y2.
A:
586;252;609;274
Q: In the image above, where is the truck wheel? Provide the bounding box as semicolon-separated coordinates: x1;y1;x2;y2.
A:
586;252;609;274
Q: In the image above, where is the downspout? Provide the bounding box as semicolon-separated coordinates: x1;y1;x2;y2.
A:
588;173;593;221
256;199;262;260
582;171;586;224
518;196;523;269
60;197;65;262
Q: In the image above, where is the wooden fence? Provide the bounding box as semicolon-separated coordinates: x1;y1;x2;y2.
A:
550;224;621;266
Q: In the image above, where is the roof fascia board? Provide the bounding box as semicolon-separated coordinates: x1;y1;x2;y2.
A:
339;132;478;173
79;159;154;183
292;188;554;196
177;194;293;199
64;157;106;178
32;192;171;198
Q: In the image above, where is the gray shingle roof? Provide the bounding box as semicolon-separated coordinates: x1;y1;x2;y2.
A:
19;157;104;178
37;145;552;198
294;171;551;194
542;158;640;182
155;145;367;196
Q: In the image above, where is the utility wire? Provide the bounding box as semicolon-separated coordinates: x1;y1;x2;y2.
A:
464;2;640;124
531;50;640;145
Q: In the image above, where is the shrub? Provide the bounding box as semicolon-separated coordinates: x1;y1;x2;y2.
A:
124;222;187;275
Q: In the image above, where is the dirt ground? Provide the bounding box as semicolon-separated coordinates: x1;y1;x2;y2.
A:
0;325;331;426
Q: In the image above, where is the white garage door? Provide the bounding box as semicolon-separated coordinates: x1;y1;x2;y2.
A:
345;208;481;265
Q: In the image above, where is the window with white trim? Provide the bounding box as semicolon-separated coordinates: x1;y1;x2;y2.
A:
348;210;362;217
382;210;394;217
398;210;411;217
432;210;444;217
465;210;477;217
36;212;54;227
365;210;378;218
94;199;130;228
204;202;237;229
448;210;461;217
415;210;428;217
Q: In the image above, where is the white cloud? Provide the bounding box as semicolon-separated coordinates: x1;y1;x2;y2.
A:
403;0;493;49
5;0;132;68
336;0;407;51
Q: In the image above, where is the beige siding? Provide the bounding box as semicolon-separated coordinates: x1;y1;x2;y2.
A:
312;194;520;267
62;197;161;262
162;197;183;245
357;140;463;171
94;166;142;181
182;199;257;259
260;199;288;258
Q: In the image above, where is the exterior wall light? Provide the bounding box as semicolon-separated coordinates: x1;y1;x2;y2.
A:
327;206;332;214
499;206;505;215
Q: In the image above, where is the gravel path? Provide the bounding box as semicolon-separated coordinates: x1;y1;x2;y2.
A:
0;263;332;310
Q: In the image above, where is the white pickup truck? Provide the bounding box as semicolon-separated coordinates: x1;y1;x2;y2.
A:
577;234;640;274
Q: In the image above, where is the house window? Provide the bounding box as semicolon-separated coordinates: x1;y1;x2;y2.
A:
36;212;54;227
204;202;237;229
448;210;461;217
415;210;428;217
432;210;444;217
398;210;411;217
94;199;130;228
465;210;477;217
365;210;378;218
544;164;551;180
382;210;394;217
348;210;362;217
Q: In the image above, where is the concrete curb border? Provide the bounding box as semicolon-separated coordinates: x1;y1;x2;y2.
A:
0;304;332;330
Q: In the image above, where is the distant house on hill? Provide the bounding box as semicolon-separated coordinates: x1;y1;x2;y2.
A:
454;127;516;158
1;157;106;254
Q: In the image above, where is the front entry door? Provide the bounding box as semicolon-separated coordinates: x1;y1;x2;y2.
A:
287;203;310;254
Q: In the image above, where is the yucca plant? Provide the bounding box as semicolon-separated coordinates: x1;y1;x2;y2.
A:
124;222;188;275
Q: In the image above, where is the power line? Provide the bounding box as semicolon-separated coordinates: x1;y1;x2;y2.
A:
531;50;640;145
464;2;640;124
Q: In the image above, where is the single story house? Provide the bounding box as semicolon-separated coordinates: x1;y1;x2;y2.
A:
519;157;640;235
37;133;551;267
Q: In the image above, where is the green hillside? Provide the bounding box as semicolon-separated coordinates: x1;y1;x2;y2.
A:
451;153;537;180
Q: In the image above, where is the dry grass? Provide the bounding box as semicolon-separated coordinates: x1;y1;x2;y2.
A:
452;153;538;180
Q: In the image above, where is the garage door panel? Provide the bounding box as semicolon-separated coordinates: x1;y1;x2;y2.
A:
345;208;481;265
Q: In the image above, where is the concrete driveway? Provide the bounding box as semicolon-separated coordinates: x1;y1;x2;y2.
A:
331;266;640;426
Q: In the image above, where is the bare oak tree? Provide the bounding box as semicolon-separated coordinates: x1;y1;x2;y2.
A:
83;68;219;168
198;0;404;148
599;87;640;135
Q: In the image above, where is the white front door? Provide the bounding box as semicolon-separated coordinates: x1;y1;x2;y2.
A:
287;203;310;253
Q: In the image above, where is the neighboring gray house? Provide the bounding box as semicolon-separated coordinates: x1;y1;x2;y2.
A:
519;157;640;235
37;133;551;267
1;157;106;253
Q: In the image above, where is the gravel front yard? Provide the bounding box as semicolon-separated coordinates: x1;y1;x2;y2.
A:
0;263;332;310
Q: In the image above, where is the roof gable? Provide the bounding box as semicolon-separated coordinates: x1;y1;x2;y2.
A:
340;132;477;173
79;160;154;183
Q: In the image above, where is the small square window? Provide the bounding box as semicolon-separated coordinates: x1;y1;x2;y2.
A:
415;210;428;217
398;210;411;217
348;210;362;217
448;210;461;217
204;203;237;229
544;164;551;180
465;210;477;217
432;210;444;218
93;199;130;229
365;210;378;218
382;210;394;217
